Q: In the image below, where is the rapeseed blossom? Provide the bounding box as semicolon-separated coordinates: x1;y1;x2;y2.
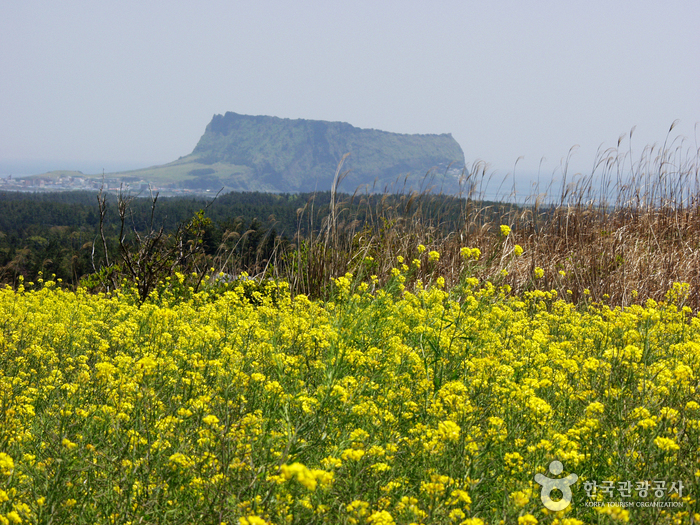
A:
461;247;481;260
0;454;13;475
518;515;538;525
367;510;395;524
510;489;530;507
0;272;696;523
280;463;332;491
239;517;269;525
202;414;219;426
654;436;680;452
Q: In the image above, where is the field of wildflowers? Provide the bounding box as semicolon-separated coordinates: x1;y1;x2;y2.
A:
1;241;699;524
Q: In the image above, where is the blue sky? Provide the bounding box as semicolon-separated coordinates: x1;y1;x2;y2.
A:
1;0;698;184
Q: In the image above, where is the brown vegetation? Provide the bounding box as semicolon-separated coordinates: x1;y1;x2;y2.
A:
214;124;700;310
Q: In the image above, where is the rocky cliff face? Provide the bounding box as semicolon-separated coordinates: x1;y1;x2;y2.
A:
188;112;465;193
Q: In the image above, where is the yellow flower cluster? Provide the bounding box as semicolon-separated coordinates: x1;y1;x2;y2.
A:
280;463;333;491
0;272;697;523
460;247;482;260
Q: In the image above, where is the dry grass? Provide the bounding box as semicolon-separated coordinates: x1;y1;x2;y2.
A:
212;126;700;310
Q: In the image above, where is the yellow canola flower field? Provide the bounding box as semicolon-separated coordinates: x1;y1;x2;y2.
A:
0;276;698;524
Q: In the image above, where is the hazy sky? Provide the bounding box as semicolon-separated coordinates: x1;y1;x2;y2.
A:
2;0;698;181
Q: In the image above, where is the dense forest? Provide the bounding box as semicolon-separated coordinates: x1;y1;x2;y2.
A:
0;189;480;288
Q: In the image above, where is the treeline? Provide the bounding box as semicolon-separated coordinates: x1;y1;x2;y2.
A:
0;189;481;288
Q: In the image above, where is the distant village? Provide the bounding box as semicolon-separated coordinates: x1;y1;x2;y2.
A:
0;174;218;197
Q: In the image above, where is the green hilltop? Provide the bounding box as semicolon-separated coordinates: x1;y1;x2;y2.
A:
110;112;466;193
